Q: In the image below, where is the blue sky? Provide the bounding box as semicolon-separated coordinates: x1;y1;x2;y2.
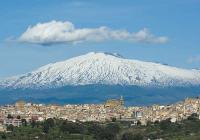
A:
0;0;200;78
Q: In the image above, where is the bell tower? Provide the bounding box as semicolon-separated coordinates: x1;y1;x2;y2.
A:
120;96;124;106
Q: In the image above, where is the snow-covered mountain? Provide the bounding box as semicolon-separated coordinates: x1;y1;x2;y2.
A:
1;52;200;89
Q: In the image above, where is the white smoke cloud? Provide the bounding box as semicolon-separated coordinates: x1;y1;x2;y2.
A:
18;20;168;45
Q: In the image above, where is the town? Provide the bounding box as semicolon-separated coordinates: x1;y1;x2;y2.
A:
0;96;200;132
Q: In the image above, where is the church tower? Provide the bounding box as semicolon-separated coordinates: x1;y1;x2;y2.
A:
120;96;124;106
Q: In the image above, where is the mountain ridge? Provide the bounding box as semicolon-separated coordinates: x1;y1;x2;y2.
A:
1;52;200;89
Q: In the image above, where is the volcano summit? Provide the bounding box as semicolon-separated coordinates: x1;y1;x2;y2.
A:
0;52;200;105
1;52;200;88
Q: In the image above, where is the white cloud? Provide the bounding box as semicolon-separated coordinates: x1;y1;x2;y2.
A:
18;20;168;45
187;55;200;63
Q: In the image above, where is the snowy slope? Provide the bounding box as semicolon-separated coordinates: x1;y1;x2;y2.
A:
1;52;200;89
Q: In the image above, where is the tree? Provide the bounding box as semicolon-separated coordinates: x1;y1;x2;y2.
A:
88;123;103;137
60;121;84;134
1;133;6;139
94;123;121;140
159;118;171;130
106;123;120;134
42;118;55;133
31;120;36;128
43;122;50;133
111;117;117;122
7;114;13;119
132;133;144;140
7;124;14;131
98;130;115;140
21;119;27;126
121;132;134;140
87;122;117;140
188;113;198;121
17;115;21;119
154;120;159;125
46;118;55;127
121;132;143;140
146;120;152;126
88;123;101;133
137;120;141;126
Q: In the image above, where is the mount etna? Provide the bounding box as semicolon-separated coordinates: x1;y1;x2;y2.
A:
0;52;200;105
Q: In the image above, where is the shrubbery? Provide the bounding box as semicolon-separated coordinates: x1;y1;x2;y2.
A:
1;114;200;140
